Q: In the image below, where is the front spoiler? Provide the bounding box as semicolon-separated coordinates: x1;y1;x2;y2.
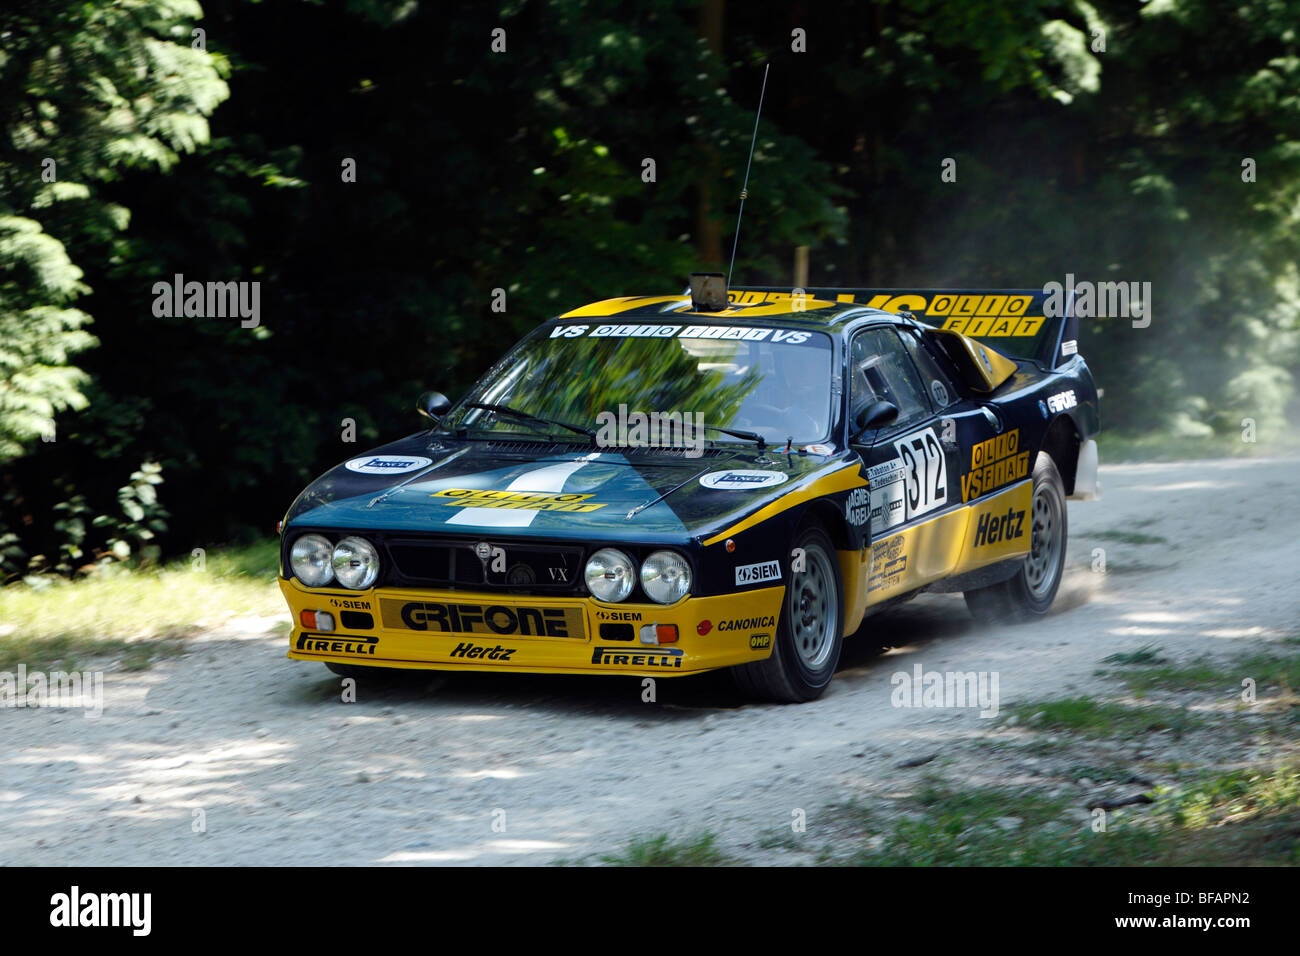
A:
279;578;785;676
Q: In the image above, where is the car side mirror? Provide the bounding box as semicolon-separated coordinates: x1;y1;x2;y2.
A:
852;400;899;439
417;391;452;421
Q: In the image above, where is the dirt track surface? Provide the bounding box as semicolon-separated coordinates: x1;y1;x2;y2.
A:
2;458;1297;865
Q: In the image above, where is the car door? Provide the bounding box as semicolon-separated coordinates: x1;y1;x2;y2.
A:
846;326;959;540
894;324;1007;510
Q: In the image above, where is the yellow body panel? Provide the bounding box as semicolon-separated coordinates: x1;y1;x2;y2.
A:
281;579;785;676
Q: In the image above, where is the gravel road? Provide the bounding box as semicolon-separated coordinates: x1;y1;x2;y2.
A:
2;457;1296;865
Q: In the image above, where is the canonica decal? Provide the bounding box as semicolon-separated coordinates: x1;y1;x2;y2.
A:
345;455;433;475
700;470;789;491
893;427;947;520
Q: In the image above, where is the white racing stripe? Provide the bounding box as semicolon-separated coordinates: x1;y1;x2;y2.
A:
445;456;598;528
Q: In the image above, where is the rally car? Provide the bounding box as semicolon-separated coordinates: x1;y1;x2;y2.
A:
277;276;1099;701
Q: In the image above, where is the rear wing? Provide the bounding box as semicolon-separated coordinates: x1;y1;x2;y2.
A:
731;287;1080;368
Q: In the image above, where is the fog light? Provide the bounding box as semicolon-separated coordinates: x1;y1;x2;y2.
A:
300;609;335;632
639;623;678;645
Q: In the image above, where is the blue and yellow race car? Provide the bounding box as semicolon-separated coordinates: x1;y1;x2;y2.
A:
277;277;1099;701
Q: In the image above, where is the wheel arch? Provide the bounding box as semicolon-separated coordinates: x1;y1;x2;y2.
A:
1039;415;1082;496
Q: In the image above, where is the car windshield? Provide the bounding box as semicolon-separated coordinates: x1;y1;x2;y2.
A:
442;321;835;445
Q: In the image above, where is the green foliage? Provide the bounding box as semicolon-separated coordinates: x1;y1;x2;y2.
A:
2;0;1300;566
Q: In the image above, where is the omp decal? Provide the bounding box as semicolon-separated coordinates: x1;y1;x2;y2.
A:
296;633;378;656
448;642;517;662
345;455;433;475
1046;389;1077;413
382;600;585;638
718;615;775;632
735;560;781;585
749;633;772;650
701;470;790;491
445;457;597;528
433;489;606;512
894;427;947;520
962;428;1030;502
591;646;684;668
703;465;868;546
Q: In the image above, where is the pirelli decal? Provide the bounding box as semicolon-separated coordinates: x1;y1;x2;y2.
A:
381;599;586;639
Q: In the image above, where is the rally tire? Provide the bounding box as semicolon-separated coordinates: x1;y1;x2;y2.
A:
964;451;1067;623
731;525;843;702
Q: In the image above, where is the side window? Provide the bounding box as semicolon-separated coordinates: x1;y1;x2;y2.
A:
898;328;957;411
848;327;931;432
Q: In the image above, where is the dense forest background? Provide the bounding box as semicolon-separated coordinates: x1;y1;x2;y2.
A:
2;0;1298;576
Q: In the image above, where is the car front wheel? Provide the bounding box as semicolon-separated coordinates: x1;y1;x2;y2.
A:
731;524;843;702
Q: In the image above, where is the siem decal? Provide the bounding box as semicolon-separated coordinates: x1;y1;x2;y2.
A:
735;560;782;586
345;455;433;475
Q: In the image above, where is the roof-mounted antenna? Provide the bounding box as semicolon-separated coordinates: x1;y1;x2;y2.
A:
726;63;770;289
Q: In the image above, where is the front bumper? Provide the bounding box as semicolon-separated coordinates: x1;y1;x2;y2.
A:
279;577;784;676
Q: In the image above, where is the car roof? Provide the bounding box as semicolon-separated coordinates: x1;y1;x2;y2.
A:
552;292;904;333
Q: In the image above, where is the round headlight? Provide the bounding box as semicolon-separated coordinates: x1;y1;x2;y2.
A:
332;536;380;590
290;534;334;587
640;551;692;604
584;548;635;602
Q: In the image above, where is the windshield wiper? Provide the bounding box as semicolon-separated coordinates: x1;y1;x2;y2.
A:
463;402;596;440
700;423;767;452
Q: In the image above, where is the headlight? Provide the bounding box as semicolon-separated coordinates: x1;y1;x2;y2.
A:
332;536;380;590
640;550;692;604
584;548;635;602
290;534;334;587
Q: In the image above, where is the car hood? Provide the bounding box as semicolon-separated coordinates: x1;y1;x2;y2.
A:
284;434;846;543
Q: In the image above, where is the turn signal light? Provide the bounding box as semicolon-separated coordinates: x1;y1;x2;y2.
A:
639;623;678;645
300;609;335;632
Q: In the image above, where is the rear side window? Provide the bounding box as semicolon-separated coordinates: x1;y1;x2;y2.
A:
898;328;957;410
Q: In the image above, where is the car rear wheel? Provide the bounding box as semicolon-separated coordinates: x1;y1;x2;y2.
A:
731;525;843;702
964;451;1067;623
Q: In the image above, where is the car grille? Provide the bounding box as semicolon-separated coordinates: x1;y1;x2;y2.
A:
383;537;586;594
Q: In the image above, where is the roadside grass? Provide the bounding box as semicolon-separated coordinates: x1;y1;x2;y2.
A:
1101;644;1167;665
827;763;1300;866
1097;650;1299;699
1008;698;1204;738
596;831;733;866
0;539;283;669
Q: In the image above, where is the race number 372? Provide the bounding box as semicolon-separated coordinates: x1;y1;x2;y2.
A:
894;427;946;519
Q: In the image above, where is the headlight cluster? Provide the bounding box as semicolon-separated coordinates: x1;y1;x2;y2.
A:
584;548;690;604
289;534;380;590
